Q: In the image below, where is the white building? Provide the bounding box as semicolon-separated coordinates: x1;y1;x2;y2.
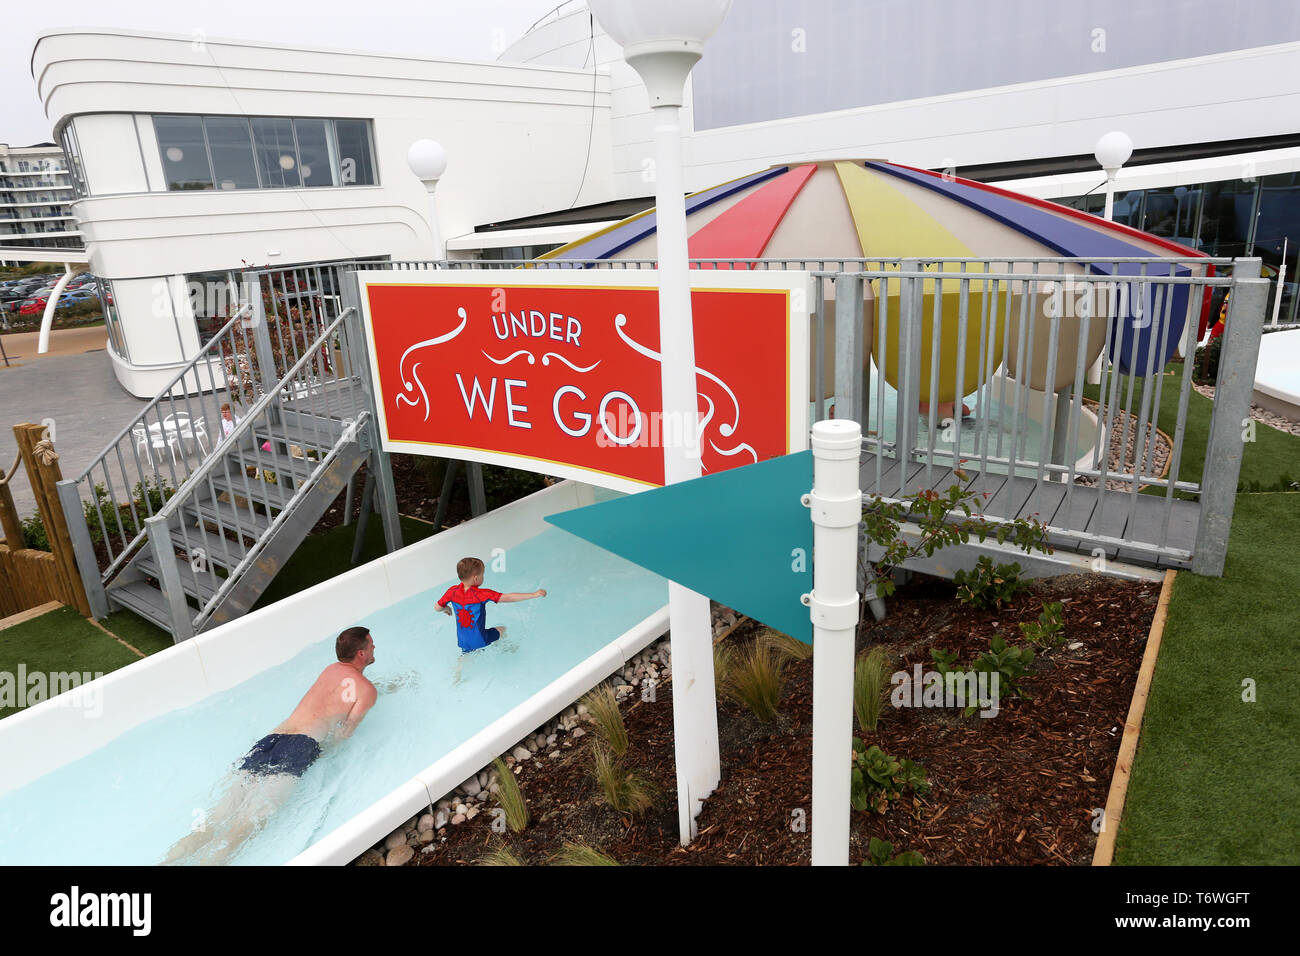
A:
31;0;1300;396
0;142;82;264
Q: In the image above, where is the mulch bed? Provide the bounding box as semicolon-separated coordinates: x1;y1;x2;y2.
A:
411;572;1158;866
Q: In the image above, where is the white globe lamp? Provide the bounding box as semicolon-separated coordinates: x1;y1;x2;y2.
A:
407;139;448;261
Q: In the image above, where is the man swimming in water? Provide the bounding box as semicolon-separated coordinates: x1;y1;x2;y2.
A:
162;626;378;865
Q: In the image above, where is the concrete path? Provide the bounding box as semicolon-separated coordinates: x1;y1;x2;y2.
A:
0;327;148;520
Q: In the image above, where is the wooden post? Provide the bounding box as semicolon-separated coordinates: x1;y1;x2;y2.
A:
13;423;92;616
0;453;23;550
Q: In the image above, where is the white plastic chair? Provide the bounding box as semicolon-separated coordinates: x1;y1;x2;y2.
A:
164;413;210;456
134;423;178;467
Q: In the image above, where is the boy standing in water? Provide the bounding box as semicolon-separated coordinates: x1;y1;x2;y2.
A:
437;556;546;652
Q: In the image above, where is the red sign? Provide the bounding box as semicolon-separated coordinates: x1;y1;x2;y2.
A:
359;272;809;491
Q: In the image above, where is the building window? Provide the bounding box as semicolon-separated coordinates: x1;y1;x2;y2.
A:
205;116;259;191
333;119;376;186
154;115;215;191
251;117;301;189
185;270;241;344
59;122;90;198
152;114;376;192
100;281;129;362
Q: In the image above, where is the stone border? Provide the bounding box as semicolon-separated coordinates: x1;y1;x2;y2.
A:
1092;568;1176;866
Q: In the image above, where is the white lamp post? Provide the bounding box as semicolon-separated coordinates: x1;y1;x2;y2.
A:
589;0;732;845
1094;131;1133;223
407;139;448;261
1089;131;1134;384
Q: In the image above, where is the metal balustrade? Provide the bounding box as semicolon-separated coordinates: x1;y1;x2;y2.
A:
57;252;1265;639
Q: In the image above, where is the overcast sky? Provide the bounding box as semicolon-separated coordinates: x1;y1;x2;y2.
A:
3;0;565;145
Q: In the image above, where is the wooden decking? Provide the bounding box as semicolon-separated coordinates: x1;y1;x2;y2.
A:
861;453;1200;570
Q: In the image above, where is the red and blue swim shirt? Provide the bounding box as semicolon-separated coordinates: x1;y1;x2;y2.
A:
437;584;503;650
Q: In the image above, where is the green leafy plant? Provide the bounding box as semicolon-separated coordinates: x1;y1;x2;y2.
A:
860;482;1051;612
19;511;50;551
971;634;1035;704
581;684;629;756
850;743;930;814
953;556;1027;609
551;841;619;866
721;641;785;722
863;837;925;866
1019;601;1065;648
491;757;529;833
854;646;891;732
929;647;959;676
590;745;656;816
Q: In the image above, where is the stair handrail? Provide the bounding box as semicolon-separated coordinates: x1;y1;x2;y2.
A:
149;308;355;528
72;304;252;485
188;411;369;633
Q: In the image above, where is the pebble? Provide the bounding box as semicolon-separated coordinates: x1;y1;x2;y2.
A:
434;809;450;829
549;750;561;759
461;776;482;796
465;806;480;820
512;746;532;761
451;813;466;825
455;803;469;816
1067;641;1084;650
386;845;414;867
384;830;406;850
418;830;435;845
571;727;586;738
355;849;384;866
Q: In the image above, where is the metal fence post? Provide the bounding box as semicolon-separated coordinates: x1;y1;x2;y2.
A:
894;260;924;489
56;479;109;618
146;514;194;642
248;278;281;418
340;270;403;554
834;273;865;426
1191;263;1268;576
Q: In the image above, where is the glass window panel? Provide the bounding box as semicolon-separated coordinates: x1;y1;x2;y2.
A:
251;117;301;188
204;117;259;191
333;120;375;186
153;115;214;191
1197;179;1257;258
1141;186;1198;244
1256;172;1300;323
186;270;238;343
293;119;336;187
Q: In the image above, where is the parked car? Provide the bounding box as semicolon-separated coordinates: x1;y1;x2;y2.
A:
19;297;49;316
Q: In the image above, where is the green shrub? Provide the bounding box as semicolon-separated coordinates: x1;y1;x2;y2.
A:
722;642;785;722
20;511;50;551
854;646;891;732
581;684;629;756
590;745;656;815
953;556;1027;609
863;837;925;866
971;634;1035;706
491;757;529;833
1019;601;1065;648
850;743;931;813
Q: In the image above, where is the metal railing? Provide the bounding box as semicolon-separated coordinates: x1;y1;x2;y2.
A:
61;263;363;592
143;308;365;638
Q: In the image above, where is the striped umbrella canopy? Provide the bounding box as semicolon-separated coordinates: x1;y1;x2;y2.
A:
541;160;1213;402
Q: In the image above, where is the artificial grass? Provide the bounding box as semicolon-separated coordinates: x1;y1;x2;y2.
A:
1114;492;1300;864
1084;363;1300;494
0;606;146;721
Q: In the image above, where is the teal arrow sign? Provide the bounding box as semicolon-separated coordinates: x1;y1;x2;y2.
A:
545;451;814;642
